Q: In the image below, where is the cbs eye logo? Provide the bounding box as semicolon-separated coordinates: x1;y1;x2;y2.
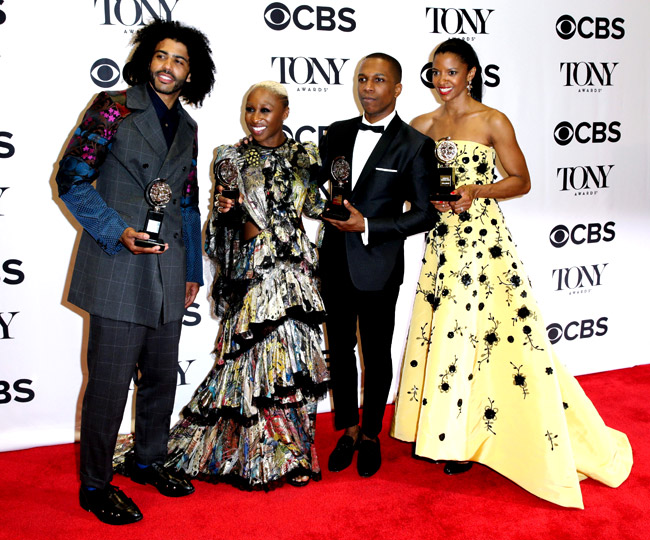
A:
265;2;292;29
556;15;624;40
553;121;621;146
90;58;121;88
264;2;355;31
549;222;615;248
546;317;608;345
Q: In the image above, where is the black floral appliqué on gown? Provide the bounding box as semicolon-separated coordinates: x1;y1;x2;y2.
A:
391;141;631;508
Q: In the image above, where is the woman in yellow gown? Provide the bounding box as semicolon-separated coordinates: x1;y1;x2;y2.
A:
391;39;632;508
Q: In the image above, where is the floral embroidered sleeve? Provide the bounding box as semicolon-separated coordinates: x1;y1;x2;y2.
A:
180;130;204;286
300;141;326;220
56;92;131;255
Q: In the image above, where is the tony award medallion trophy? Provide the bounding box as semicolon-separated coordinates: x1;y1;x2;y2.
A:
432;137;461;201
322;156;351;220
134;178;172;248
214;158;240;224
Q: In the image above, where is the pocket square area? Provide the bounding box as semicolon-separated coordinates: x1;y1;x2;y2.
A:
375;167;398;173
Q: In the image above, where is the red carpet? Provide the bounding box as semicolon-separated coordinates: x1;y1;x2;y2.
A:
1;364;648;540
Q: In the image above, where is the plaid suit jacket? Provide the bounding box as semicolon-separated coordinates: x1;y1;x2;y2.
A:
57;84;200;327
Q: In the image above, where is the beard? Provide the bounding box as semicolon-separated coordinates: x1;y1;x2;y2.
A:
149;70;187;95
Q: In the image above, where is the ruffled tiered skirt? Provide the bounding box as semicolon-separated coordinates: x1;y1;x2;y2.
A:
165;228;329;488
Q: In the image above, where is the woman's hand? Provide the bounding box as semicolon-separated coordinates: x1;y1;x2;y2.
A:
450;184;479;214
432;185;479;214
234;136;253;148
215;185;242;214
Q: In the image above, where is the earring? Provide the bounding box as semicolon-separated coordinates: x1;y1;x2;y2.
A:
466;80;473;96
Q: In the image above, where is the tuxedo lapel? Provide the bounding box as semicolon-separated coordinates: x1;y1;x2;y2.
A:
338;117;360;166
353;114;402;193
320;117;359;188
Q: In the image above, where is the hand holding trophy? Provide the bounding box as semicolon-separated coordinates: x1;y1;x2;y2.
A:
432;137;461;202
322;156;351;220
134;178;172;248
214;158;240;223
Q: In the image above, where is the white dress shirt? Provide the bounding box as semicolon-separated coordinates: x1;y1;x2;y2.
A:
352;111;397;244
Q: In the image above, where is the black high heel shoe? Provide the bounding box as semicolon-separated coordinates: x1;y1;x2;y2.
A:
286;469;311;487
444;461;473;475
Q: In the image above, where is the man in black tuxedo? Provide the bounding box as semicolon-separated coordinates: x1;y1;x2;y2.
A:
319;53;437;477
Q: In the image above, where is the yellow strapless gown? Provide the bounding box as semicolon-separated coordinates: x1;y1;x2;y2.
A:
391;141;632;508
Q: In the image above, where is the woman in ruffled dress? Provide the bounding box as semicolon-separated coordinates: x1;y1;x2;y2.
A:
391;39;632;508
165;81;329;488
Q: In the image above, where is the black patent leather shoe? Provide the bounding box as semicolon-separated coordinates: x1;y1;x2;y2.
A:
443;461;473;475
128;462;195;497
357;438;381;477
328;435;358;472
79;485;143;525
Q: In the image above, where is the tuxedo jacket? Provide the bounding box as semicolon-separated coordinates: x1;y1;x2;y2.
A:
319;114;438;291
56;84;202;328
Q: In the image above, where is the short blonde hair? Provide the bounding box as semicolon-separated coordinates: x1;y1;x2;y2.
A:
248;80;289;107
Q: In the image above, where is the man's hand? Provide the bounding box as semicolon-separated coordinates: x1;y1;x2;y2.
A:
322;200;365;232
120;227;168;254
185;282;199;308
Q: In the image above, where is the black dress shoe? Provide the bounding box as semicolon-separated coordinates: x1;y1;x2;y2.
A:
328;435;358;472
128;462;195;497
444;461;473;475
79;485;143;525
357;438;381;477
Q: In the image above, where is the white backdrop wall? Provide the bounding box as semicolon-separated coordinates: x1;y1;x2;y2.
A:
1;1;648;452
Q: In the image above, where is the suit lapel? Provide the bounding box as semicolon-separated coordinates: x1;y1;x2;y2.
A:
126;85;194;191
353;114;402;193
127;85;168;164
133;107;168;162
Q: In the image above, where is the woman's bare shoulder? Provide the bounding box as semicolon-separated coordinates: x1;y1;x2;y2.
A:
410;108;442;134
481;106;513;130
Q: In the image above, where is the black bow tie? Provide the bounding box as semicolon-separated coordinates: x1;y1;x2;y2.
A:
358;122;384;134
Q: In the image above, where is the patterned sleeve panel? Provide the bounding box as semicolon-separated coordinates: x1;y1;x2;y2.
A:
56;92;131;255
300;141;326;220
180;128;204;285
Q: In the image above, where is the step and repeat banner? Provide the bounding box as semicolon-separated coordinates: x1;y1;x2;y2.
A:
1;1;648;451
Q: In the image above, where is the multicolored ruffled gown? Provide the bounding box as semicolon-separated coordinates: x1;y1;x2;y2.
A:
165;139;329;488
391;140;632;508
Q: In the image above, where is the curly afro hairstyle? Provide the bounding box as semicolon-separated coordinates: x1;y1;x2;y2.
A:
123;19;216;107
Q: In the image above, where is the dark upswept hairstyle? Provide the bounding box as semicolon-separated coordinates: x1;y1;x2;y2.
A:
123;19;216;107
433;38;483;102
363;52;402;83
